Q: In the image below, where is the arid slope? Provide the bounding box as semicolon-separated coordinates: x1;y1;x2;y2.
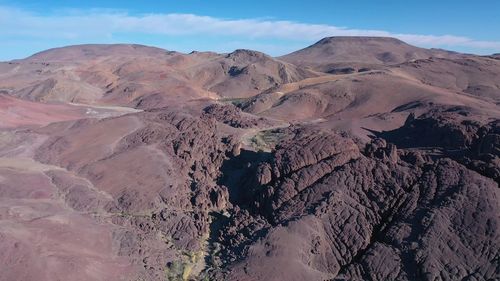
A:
0;37;499;281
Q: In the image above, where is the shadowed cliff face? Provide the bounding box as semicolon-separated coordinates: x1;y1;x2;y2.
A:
0;37;499;281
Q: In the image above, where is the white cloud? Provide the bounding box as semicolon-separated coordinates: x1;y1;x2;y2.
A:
1;6;499;52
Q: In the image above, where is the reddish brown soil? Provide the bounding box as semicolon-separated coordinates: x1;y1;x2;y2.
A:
0;37;499;281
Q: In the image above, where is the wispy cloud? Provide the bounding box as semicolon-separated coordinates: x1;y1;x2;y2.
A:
1;6;499;55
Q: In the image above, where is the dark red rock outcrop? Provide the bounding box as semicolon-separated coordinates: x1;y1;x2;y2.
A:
2;39;499;281
381;109;500;183
210;133;499;281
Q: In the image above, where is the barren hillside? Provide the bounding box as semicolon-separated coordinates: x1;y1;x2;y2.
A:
0;37;498;281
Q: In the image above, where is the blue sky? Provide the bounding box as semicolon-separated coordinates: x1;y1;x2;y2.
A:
1;0;499;60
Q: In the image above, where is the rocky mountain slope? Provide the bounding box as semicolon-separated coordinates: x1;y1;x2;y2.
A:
279;36;461;72
0;37;498;281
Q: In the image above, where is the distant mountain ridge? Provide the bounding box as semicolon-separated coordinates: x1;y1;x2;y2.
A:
279;36;460;71
24;44;173;62
0;36;499;281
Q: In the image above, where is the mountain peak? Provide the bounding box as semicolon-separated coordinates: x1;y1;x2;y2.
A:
280;36;456;70
25;44;171;62
315;36;406;45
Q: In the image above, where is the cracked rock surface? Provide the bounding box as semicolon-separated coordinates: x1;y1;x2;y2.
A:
0;37;499;281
